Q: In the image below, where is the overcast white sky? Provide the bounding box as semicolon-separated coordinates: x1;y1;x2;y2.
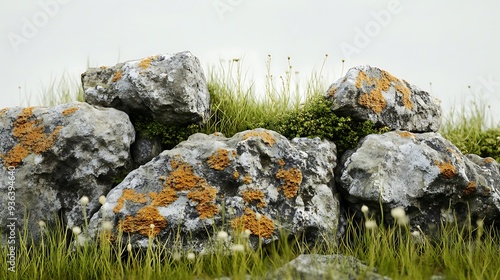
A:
1;0;499;125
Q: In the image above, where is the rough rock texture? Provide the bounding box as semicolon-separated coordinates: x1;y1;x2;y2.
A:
337;131;500;231
90;129;340;251
326;65;441;132
82;51;210;126
131;134;162;167
266;254;391;280
0;102;135;245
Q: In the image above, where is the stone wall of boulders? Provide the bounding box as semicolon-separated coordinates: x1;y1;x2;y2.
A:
1;51;499;277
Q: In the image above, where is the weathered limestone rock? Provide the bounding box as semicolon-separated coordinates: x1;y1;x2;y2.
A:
90;129;340;251
337;131;500;231
266;254;391;280
326;65;441;132
82;51;210;126
0;102;135;245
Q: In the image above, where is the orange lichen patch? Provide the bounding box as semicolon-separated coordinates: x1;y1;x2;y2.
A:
1;107;62;167
276;168;303;199
232;150;237;157
149;187;178;207
113;189;148;213
164;161;200;191
207;149;231;170
112;70;122;82
242;188;266;208
434;160;456;179
278;159;285;166
163;159;219;219
243;174;252;184
355;69;414;114
233;170;240;180
242;131;276;146
483;186;492;196
0;108;8;116
396;131;414;138
326;86;336;97
119;206;166;237
484;157;495;164
231;208;275;238
447;148;462;161
463;181;476;196
138;56;157;70
99;66;107;69
62;107;78;116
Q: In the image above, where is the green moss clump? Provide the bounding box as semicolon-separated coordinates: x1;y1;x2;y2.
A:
266;96;389;155
132;115;201;150
478;129;500;162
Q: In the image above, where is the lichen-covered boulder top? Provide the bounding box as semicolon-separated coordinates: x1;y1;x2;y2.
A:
0;102;135;245
82;51;210;126
326;65;441;132
337;131;500;231
90;128;340;251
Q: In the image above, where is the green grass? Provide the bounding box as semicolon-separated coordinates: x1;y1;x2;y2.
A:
6;57;500;279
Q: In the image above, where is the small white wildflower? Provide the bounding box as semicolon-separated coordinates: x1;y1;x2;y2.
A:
99;195;106;205
242;229;252;238
391;207;409;225
38;220;46;228
476;219;484;228
150;224;155;229
255;212;262;221
365;220;378;230
496;136;500;141
230;244;245;253
127;243;132;252
80;196;89;207
187;252;196;261
102;221;113;231
361;205;369;214
172;252;182;260
411;230;420;238
72;226;82;236
217;230;228;241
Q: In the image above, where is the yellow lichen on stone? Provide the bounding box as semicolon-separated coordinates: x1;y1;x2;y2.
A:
434;160;456;179
100;66;107;69
207;149;231;170
138;56;157;70
326;86;336;97
356;69;413;114
0;107;62;167
243;131;276;146
0;108;8;116
242;188;266;208
119;205;166;237
113;189;148;213
278;159;285;166
112;70;122;82
243;174;252;184
447;148;462;162
484;157;495;164
233;170;240;179
231;208;275;238
149;187;178;207
62;107;78;116
276;167;303;199
463;181;476;196
163;159;219;219
396;131;414;138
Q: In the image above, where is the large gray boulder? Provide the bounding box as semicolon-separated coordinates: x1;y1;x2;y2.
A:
337;131;500;231
266;254;391;280
0;102;135;245
90;129;340;251
326;65;441;132
82;51;210;126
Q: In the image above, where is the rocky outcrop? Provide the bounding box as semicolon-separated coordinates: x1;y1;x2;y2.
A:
266;254;391;280
0;102;135;245
337;131;500;231
326;65;441;132
89;128;340;251
82;51;210;126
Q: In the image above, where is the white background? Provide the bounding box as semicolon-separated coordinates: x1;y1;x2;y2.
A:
1;0;499;125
